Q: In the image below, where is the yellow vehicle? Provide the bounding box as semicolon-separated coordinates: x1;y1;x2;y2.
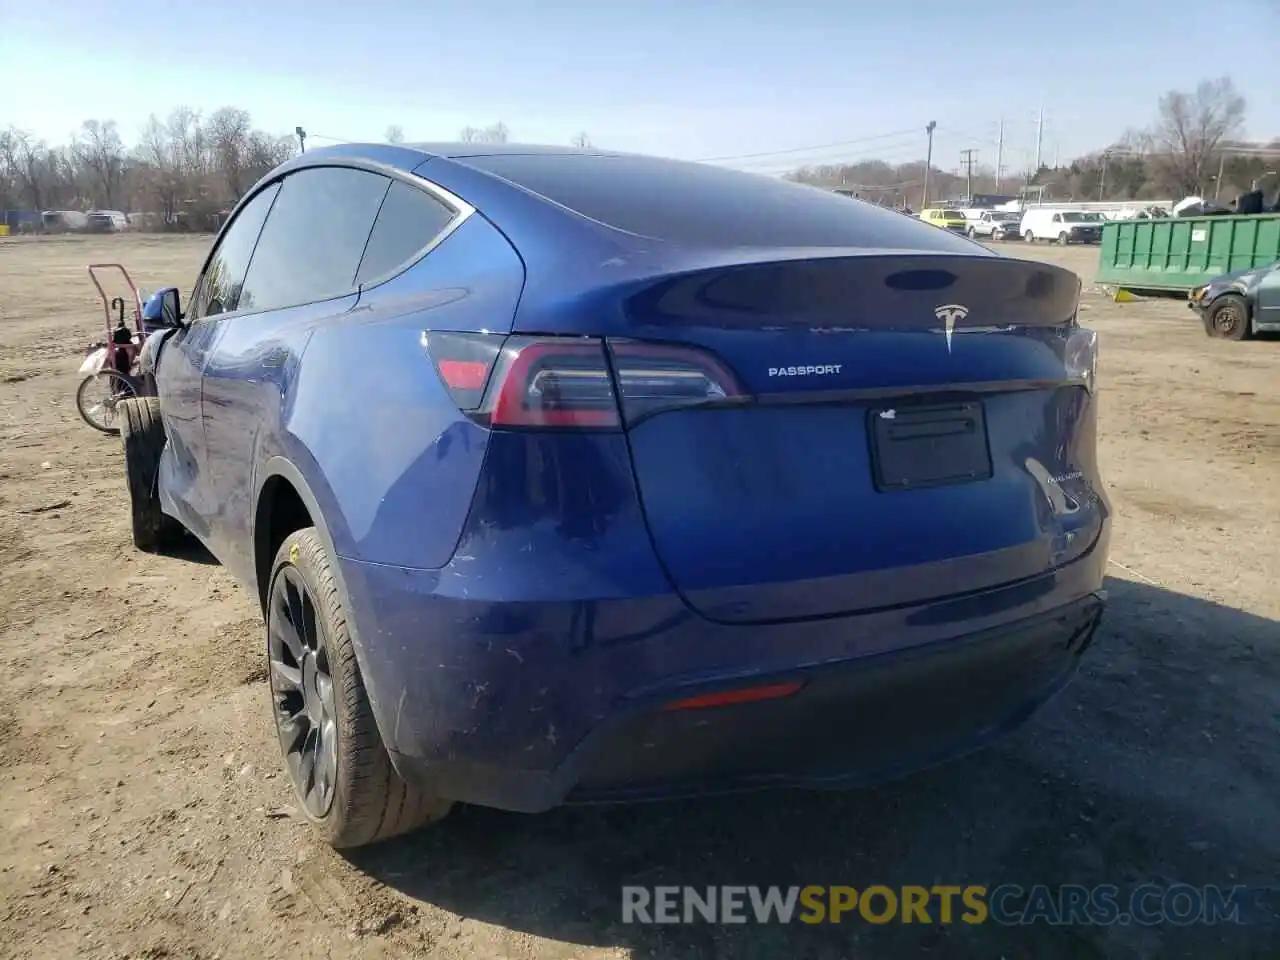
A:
919;208;969;232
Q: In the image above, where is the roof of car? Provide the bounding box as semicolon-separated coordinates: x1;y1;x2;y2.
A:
270;142;659;183
405;142;631;159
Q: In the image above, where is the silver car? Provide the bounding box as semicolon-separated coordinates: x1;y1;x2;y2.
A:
967;211;1023;241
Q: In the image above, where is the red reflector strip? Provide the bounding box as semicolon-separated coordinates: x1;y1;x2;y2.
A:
437;359;489;390
662;681;804;711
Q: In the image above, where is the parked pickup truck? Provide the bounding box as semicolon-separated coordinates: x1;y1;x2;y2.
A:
966;210;1022;241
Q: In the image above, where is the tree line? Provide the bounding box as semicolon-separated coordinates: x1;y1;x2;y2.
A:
790;78;1279;207
0;112;526;230
1;109;296;229
2;77;1274;230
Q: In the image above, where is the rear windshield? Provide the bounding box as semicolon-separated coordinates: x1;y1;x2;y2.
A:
462;153;978;251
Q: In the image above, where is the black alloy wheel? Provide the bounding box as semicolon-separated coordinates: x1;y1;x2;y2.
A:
269;562;339;819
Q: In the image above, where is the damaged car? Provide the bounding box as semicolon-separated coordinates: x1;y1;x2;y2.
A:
1188;259;1280;340
119;143;1110;848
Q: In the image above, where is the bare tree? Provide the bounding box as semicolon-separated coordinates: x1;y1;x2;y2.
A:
0;131;17;212
571;131;592;149
207;107;253;201
459;122;510;144
4;129;50;212
0;106;298;228
1148;77;1246;196
137;114;183;223
245;131;294;181
73;120;126;209
384;125;405;144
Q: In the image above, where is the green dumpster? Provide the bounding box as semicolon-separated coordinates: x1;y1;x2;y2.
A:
1096;213;1280;294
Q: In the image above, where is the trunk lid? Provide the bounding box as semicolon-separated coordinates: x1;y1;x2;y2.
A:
524;250;1108;624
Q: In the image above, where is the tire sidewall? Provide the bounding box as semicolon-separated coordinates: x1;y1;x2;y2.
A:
120;398;173;550
266;529;358;843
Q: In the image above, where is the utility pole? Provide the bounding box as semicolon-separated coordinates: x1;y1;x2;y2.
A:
1099;151;1109;201
295;126;307;154
995;119;1005;192
1214;151;1227;200
960;149;978;201
1053;142;1060;169
1033;106;1044;174
921;121;937;209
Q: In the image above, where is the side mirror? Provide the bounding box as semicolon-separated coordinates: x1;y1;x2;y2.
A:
142;287;183;330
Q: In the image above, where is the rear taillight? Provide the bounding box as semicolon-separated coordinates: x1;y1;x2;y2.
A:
486;337;620;428
421;331;504;409
423;333;744;429
609;340;745;425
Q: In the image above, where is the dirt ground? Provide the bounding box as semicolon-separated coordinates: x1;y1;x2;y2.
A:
0;234;1277;960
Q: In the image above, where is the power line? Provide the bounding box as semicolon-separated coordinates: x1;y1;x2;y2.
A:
731;138;925;172
938;125;1003;149
692;128;920;163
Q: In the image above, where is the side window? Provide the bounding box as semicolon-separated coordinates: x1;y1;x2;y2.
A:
189;182;280;320
237;166;391;313
1053;214;1062;223
355;180;457;285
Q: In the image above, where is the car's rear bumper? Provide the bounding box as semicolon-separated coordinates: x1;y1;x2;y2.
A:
337;530;1109;813
563;593;1102;803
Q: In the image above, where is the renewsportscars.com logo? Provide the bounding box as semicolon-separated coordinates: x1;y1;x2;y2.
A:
622;884;1250;926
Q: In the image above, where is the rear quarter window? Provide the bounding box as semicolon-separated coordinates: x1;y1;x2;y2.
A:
462;153;979;253
355;180;457;285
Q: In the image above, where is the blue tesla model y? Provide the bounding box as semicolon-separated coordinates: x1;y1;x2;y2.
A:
121;143;1110;848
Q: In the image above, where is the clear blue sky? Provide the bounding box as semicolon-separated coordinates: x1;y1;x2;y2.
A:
4;0;1277;175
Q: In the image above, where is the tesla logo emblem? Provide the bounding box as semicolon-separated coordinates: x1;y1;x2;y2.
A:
934;304;969;352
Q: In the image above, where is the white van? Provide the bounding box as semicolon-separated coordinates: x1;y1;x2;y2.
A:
1019;209;1103;245
87;210;130;232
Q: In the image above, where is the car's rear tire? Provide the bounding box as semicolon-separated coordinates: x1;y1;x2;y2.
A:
1058;231;1070;245
266;527;452;849
1206;294;1251;341
967;226;977;238
1024;230;1035;243
120;397;185;552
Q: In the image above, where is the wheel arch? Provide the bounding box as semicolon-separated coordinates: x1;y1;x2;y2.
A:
253;456;394;740
254;457;342;614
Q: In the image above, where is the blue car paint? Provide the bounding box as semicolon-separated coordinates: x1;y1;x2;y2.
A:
202;295;355;581
152;143;1110;813
282;213;527;571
